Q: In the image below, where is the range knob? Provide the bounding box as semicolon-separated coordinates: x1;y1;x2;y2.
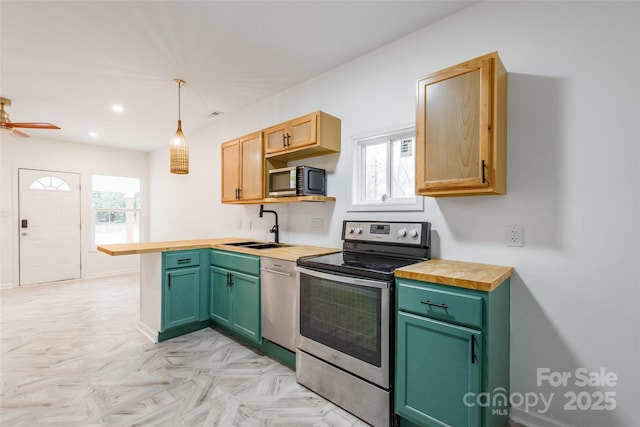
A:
409;229;419;238
397;228;407;237
354;227;363;234
347;227;355;234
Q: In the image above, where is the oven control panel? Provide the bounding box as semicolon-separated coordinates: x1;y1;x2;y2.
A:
342;221;429;246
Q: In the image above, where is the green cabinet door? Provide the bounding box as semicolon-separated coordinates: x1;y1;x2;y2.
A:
396;311;482;427
210;266;232;327
229;270;261;343
163;266;200;330
210;250;261;346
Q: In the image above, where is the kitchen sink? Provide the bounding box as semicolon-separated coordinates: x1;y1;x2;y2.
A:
222;241;289;250
246;243;289;250
223;241;261;246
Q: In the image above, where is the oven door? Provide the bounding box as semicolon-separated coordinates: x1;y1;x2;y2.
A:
296;266;390;388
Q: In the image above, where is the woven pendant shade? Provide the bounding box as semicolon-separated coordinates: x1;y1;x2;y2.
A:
170;120;189;174
170;79;189;174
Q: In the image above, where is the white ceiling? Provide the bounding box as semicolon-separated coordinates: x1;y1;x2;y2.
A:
1;1;473;151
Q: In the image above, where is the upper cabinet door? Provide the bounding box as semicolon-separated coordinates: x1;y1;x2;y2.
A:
221;139;240;203
264;123;289;155
240;132;264;201
415;52;507;196
221;132;264;203
287;113;317;149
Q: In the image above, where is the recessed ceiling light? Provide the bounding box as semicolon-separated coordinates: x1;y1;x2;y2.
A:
112;104;124;113
89;132;99;138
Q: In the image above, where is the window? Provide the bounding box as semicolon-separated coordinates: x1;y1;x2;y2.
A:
350;126;423;211
30;176;71;191
92;175;141;246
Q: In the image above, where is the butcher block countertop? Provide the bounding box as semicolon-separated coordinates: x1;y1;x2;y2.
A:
395;259;514;292
97;238;341;262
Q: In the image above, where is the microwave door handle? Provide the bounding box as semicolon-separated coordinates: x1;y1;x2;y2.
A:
295;266;389;289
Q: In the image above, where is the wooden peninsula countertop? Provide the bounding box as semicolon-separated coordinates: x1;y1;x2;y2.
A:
98;240;513;290
97;238;341;262
395;259;514;292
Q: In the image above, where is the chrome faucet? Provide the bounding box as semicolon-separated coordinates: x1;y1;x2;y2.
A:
259;204;279;243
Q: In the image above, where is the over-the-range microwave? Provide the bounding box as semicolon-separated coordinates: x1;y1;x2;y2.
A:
268;166;327;197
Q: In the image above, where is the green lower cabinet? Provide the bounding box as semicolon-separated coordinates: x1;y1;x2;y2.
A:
229;270;261;343
210;266;232;327
159;250;211;341
210;250;261;345
396;312;482;427
163;266;200;330
395;278;510;427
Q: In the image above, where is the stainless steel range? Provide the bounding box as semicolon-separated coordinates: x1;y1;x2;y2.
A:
296;220;431;427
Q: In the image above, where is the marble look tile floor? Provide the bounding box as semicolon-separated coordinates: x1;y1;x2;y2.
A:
0;274;370;426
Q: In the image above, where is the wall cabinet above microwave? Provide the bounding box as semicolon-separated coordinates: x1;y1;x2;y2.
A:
263;111;341;161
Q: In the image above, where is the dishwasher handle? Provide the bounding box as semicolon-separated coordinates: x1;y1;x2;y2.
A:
260;267;293;277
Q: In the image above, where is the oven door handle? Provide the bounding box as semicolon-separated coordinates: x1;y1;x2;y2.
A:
296;266;389;289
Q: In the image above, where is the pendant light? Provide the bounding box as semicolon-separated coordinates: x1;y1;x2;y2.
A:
170;78;189;174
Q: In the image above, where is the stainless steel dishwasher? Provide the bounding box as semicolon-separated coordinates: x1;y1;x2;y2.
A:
260;257;297;351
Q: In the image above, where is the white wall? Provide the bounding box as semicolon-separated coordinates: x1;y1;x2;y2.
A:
0;135;149;286
149;2;639;426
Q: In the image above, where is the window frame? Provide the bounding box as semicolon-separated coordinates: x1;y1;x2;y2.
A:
91;175;142;248
349;125;423;212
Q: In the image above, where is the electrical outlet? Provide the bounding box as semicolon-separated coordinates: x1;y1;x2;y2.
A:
507;225;524;247
236;219;242;230
247;220;252;231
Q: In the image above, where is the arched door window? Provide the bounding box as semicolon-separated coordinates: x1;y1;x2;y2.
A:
29;176;71;191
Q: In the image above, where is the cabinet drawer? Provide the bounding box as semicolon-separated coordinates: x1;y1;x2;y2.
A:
210;250;259;276
397;281;483;329
165;250;201;269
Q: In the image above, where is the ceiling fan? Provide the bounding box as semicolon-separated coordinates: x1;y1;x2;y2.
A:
0;97;60;138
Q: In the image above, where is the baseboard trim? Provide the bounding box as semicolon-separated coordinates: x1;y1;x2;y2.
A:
137;321;159;343
158;320;212;342
0;282;15;290
84;268;139;279
510;407;569;427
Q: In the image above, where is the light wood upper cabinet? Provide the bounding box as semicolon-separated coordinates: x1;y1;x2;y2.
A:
415;52;507;196
221;132;264;203
264;111;340;160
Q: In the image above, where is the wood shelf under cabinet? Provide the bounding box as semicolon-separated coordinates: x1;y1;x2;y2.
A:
224;195;336;205
261;196;335;203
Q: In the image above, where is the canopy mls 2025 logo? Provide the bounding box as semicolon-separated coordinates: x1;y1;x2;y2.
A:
464;367;618;415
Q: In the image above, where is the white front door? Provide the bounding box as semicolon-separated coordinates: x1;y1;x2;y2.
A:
19;169;81;286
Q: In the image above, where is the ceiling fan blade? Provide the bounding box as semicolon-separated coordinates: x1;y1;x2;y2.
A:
4;122;60;130
10;128;30;138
